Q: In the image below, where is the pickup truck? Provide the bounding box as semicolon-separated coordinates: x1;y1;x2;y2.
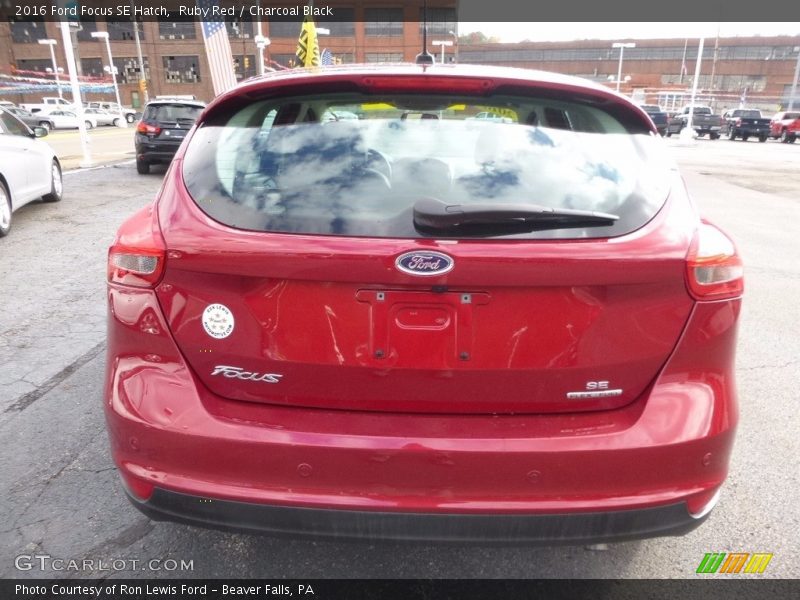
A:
638;104;668;135
665;105;725;139
720;108;771;142
769;110;800;143
20;96;77;115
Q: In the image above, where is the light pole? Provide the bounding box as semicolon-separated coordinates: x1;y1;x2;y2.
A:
38;39;62;99
432;40;453;64
91;31;125;126
612;42;635;92
449;30;458;64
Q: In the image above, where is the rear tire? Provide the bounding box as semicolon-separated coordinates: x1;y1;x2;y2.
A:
42;160;63;203
126;113;135;124
741;135;749;142
758;134;767;143
112;118;121;127
38;121;51;133
136;159;150;175
709;132;720;140
0;180;11;237
84;121;93;130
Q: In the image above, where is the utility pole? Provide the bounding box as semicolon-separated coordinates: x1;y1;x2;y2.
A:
59;20;92;167
131;1;148;103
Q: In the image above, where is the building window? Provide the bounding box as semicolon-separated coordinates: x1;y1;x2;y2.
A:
418;7;457;35
113;57;150;85
80;58;104;78
75;18;99;42
159;22;197;40
163;56;201;84
271;54;299;69
15;59;52;75
365;52;403;63
364;8;403;37
226;17;254;39
318;8;355;36
9;18;48;43
233;55;257;80
268;17;302;39
107;20;144;42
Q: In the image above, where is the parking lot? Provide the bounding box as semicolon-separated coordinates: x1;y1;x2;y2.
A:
0;133;799;579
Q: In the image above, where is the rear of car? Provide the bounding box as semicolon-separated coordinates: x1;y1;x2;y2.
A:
769;111;800;143
722;109;771;142
105;66;742;543
639;104;668;135
134;99;205;174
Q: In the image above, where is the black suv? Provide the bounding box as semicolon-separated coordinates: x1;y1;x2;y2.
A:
134;97;205;174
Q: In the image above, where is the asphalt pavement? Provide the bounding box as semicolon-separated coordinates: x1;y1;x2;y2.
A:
1;137;799;579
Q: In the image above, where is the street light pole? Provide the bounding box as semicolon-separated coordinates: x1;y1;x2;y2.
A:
58;21;92;168
131;2;148;104
432;40;453;64
38;39;62;99
449;30;458;64
612;42;635;93
91;31;125;126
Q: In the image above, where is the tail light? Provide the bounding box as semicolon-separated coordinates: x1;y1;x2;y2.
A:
735;118;742;126
108;205;166;288
136;122;161;135
686;222;743;300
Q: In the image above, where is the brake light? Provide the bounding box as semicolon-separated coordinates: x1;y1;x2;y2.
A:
735;118;742;126
686;222;743;300
136;122;161;135
108;205;166;288
361;76;494;94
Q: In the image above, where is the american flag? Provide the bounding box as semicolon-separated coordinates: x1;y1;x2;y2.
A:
197;0;237;96
321;48;333;66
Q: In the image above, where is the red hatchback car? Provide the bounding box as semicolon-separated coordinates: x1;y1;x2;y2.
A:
105;64;743;544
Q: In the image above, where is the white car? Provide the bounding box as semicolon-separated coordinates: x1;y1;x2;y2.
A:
47;110;98;130
83;108;123;127
0;108;63;237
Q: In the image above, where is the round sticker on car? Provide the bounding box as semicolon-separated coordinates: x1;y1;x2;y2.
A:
395;251;455;276
202;304;234;339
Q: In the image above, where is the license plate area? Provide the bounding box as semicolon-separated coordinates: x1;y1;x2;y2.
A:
356;290;490;368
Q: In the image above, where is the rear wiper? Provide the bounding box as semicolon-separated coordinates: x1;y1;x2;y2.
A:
413;197;619;235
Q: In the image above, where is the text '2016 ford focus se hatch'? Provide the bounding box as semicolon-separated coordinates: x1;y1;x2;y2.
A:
105;65;743;544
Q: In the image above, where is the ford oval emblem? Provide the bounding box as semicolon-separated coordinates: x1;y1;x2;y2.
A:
395;251;454;276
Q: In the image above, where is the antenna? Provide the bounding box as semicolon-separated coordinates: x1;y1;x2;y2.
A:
415;0;434;65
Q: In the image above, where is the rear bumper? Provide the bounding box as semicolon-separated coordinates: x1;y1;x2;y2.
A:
105;286;740;542
128;486;711;544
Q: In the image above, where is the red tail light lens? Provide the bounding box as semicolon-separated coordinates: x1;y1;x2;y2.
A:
686;222;743;300
136;122;161;135
735;118;742;126
108;205;166;288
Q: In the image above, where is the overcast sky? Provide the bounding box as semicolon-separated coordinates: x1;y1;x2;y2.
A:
459;22;800;43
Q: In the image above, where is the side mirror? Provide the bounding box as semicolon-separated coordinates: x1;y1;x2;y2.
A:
33;126;48;138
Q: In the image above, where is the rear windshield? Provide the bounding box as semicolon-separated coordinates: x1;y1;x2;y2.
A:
182;92;672;240
737;110;762;118
144;103;202;123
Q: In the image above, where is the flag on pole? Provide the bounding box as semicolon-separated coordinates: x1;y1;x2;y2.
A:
321;48;333;66
295;12;321;67
197;0;237;96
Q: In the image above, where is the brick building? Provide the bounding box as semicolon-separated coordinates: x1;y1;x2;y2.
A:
459;36;800;112
0;1;457;107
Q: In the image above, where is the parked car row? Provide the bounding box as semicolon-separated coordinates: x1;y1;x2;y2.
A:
3;98;140;129
639;103;800;144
